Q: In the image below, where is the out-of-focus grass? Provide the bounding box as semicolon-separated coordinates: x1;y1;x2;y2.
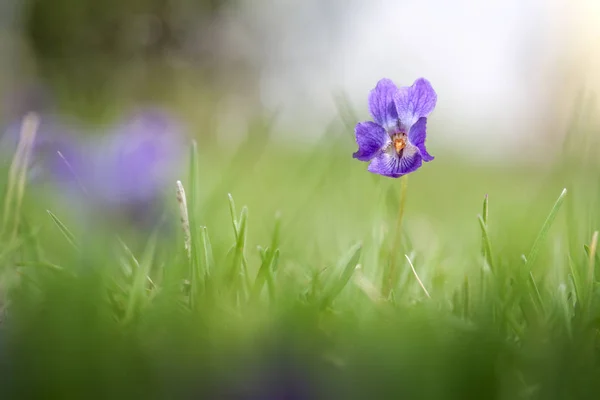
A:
0;107;599;399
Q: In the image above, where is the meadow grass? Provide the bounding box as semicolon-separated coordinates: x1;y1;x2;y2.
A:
0;109;599;399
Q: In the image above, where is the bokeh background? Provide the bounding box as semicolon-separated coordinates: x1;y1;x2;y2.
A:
1;2;600;398
0;0;599;295
2;0;600;152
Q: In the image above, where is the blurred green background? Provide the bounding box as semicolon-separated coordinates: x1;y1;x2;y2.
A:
1;1;600;399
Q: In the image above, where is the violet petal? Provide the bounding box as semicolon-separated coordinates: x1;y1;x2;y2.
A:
367;146;423;178
353;121;389;161
394;78;437;132
368;78;400;132
408;117;434;162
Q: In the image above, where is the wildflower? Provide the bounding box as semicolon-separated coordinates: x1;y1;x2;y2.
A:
353;78;437;177
89;108;185;205
0;108;187;228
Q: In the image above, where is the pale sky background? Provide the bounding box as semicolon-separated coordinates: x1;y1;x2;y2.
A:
1;0;600;162
221;0;600;161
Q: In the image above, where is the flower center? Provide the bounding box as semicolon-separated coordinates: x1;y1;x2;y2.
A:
392;133;407;154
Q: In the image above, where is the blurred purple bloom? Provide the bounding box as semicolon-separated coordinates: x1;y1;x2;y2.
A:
87;109;185;205
1;108;187;226
353;78;437;178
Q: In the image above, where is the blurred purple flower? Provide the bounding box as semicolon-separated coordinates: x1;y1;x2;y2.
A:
353;78;437;178
86;109;186;205
1;108;187;226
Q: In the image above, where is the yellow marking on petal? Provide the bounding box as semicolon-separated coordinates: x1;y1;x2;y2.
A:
392;133;407;154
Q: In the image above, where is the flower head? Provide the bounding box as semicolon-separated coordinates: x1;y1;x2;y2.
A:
0;108;187;228
353;78;437;177
90;108;186;205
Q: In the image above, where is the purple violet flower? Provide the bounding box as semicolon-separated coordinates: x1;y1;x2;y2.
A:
353;78;437;177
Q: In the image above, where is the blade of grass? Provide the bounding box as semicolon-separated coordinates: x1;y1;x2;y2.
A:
15;261;66;273
479;195;491;304
186;143;206;310
118;237;139;277
176;180;191;259
117;237;156;289
227;196;252;294
462;274;470;318
123;231;158;324
558;283;573;339
586;231;598;288
584;231;599;314
568;254;583;308
405;254;431;299
478;215;494;273
517;188;568;320
383;175;408;298
228;205;249;303
524;188;567;270
200;226;214;278
251;213;281;300
2;113;39;238
199;226;215;303
320;242;362;310
528;271;545;315
227;193;239;234
353;266;382;303
265;249;279;302
46;210;79;250
481;194;489;253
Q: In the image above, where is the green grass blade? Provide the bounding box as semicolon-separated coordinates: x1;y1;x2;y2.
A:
481;194;489;255
186;142;205;310
568;254;583;307
238;207;252;294
251;214;281;300
266;249;279;303
228;205;249;302
584;242;600;281
482;194;489;225
583;232;599;313
528;271;545;315
478;215;494;273
586;231;598;286
479;195;491;303
123;231;158;323
462;274;470;318
525;188;567;270
320;242;362;310
117;237;139;278
227;193;239;235
46;210;79;250
199;226;215;302
188;140;199;209
250;251;273;302
200;226;214;278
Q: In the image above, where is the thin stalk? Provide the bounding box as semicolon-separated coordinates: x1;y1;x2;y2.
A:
382;175;408;298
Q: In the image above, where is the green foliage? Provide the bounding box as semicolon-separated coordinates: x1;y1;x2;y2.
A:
1;115;600;399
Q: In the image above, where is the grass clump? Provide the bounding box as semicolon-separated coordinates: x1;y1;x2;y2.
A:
0;111;599;399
